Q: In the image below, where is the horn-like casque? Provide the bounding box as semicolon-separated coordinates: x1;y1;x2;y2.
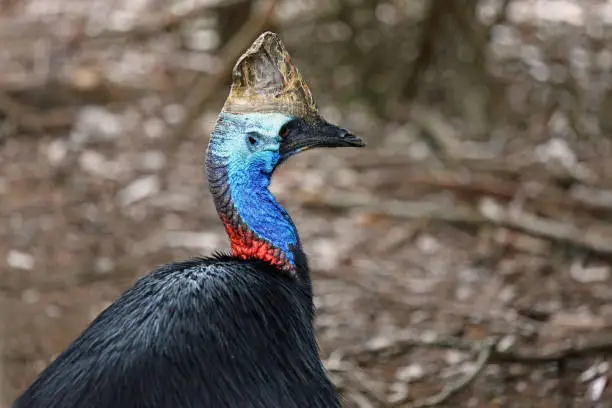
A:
222;32;318;118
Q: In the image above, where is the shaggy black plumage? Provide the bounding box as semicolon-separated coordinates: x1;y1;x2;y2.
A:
13;31;363;408
13;252;340;408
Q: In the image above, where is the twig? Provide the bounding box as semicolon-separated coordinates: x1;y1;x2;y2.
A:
0;92;75;135
348;157;612;213
404;170;612;214
395;340;493;407
328;362;387;407
479;197;612;257
300;191;612;257
314;267;540;340
168;0;278;145
303;191;483;224
492;332;612;364
400;0;445;101
341;329;612;366
331;329;612;406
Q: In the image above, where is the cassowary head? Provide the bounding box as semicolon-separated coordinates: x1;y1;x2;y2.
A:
206;32;364;274
207;31;364;176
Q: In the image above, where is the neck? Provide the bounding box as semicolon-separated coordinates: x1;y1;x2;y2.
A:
206;148;301;276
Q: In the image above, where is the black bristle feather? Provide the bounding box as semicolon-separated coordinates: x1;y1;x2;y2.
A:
16;55;341;407
13;256;336;408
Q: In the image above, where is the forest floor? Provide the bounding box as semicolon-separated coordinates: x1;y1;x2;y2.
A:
3;0;612;407
2;99;612;408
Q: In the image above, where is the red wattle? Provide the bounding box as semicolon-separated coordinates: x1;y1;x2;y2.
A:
220;216;291;272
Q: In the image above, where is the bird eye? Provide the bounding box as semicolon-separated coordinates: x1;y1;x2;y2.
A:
248;135;257;145
279;125;289;137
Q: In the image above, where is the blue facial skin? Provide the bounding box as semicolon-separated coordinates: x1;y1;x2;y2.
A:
206;112;299;266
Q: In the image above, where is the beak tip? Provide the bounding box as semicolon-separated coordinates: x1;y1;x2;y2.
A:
342;131;366;148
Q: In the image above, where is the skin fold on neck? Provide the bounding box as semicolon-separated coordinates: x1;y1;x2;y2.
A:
206;112;301;274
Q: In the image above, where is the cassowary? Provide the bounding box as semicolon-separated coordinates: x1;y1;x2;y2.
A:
13;32;364;408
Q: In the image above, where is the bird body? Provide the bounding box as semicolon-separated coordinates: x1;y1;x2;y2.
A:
15;256;337;408
14;32;363;408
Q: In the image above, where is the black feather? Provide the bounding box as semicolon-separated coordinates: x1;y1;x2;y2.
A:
13;255;339;408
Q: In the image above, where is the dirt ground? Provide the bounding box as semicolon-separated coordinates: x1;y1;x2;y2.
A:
3;107;612;408
3;0;612;407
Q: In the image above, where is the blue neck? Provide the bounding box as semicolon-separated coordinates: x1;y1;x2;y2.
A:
206;117;301;269
229;164;300;259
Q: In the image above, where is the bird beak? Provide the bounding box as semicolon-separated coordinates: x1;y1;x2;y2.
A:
279;117;365;162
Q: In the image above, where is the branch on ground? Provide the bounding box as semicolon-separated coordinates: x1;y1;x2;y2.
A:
329;329;612;406
299;191;612;257
0;92;75;135
393;340;492;407
340;329;612;366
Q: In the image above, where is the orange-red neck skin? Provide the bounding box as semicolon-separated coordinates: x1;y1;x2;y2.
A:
220;215;294;275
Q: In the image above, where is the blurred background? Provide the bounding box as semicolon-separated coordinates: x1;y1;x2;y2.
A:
2;0;612;406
